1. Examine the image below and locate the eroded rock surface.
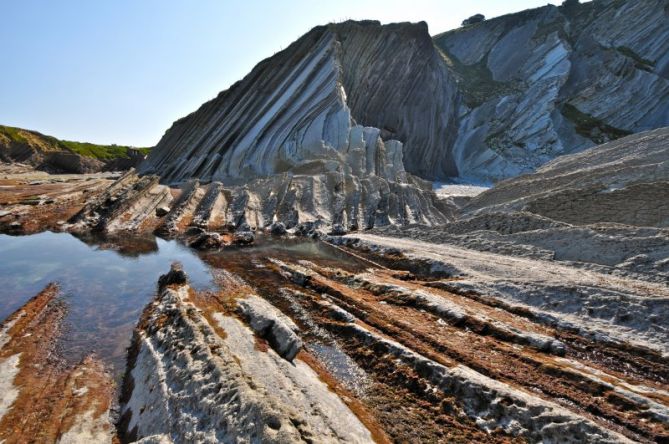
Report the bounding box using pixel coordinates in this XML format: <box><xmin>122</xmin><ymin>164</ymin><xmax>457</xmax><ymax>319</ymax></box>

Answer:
<box><xmin>139</xmin><ymin>2</ymin><xmax>669</xmax><ymax>185</ymax></box>
<box><xmin>435</xmin><ymin>0</ymin><xmax>669</xmax><ymax>182</ymax></box>
<box><xmin>464</xmin><ymin>128</ymin><xmax>669</xmax><ymax>228</ymax></box>
<box><xmin>119</xmin><ymin>267</ymin><xmax>376</xmax><ymax>443</ymax></box>
<box><xmin>0</xmin><ymin>162</ymin><xmax>452</xmax><ymax>238</ymax></box>
<box><xmin>0</xmin><ymin>284</ymin><xmax>116</xmax><ymax>443</ymax></box>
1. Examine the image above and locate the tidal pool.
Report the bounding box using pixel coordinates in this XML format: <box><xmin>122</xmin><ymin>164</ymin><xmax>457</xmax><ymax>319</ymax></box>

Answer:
<box><xmin>0</xmin><ymin>231</ymin><xmax>215</xmax><ymax>371</ymax></box>
<box><xmin>0</xmin><ymin>231</ymin><xmax>367</xmax><ymax>373</ymax></box>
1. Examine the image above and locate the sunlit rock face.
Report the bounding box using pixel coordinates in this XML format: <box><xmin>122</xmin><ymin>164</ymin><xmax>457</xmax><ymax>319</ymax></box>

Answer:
<box><xmin>140</xmin><ymin>21</ymin><xmax>460</xmax><ymax>184</ymax></box>
<box><xmin>463</xmin><ymin>127</ymin><xmax>669</xmax><ymax>228</ymax></box>
<box><xmin>141</xmin><ymin>0</ymin><xmax>669</xmax><ymax>188</ymax></box>
<box><xmin>138</xmin><ymin>20</ymin><xmax>459</xmax><ymax>228</ymax></box>
<box><xmin>435</xmin><ymin>0</ymin><xmax>669</xmax><ymax>182</ymax></box>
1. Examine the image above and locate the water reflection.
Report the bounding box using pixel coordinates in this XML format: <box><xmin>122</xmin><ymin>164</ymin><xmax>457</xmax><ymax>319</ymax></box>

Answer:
<box><xmin>0</xmin><ymin>231</ymin><xmax>368</xmax><ymax>373</ymax></box>
<box><xmin>0</xmin><ymin>231</ymin><xmax>215</xmax><ymax>370</ymax></box>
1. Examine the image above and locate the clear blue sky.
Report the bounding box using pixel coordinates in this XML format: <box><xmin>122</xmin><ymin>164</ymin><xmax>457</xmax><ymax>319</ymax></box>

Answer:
<box><xmin>1</xmin><ymin>0</ymin><xmax>560</xmax><ymax>147</ymax></box>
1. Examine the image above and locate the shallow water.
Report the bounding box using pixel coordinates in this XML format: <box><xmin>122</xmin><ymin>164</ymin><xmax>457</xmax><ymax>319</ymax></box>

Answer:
<box><xmin>0</xmin><ymin>231</ymin><xmax>215</xmax><ymax>370</ymax></box>
<box><xmin>0</xmin><ymin>231</ymin><xmax>367</xmax><ymax>372</ymax></box>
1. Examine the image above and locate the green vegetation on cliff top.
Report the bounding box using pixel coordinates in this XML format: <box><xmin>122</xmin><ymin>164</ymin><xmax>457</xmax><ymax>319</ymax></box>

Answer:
<box><xmin>0</xmin><ymin>125</ymin><xmax>151</xmax><ymax>160</ymax></box>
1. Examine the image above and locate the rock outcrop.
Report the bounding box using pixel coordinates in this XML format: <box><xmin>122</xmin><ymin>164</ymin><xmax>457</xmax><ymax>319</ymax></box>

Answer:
<box><xmin>463</xmin><ymin>127</ymin><xmax>669</xmax><ymax>227</ymax></box>
<box><xmin>142</xmin><ymin>1</ymin><xmax>669</xmax><ymax>185</ymax></box>
<box><xmin>435</xmin><ymin>0</ymin><xmax>669</xmax><ymax>182</ymax></box>
<box><xmin>0</xmin><ymin>284</ymin><xmax>116</xmax><ymax>443</ymax></box>
<box><xmin>120</xmin><ymin>266</ymin><xmax>376</xmax><ymax>443</ymax></box>
<box><xmin>137</xmin><ymin>21</ymin><xmax>456</xmax><ymax>229</ymax></box>
<box><xmin>0</xmin><ymin>125</ymin><xmax>149</xmax><ymax>174</ymax></box>
<box><xmin>139</xmin><ymin>21</ymin><xmax>459</xmax><ymax>184</ymax></box>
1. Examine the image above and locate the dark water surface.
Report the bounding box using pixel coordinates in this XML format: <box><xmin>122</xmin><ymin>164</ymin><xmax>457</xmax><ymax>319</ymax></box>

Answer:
<box><xmin>0</xmin><ymin>231</ymin><xmax>366</xmax><ymax>373</ymax></box>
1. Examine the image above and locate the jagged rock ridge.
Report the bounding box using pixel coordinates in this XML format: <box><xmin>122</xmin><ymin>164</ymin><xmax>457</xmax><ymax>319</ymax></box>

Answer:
<box><xmin>435</xmin><ymin>0</ymin><xmax>669</xmax><ymax>182</ymax></box>
<box><xmin>137</xmin><ymin>22</ymin><xmax>455</xmax><ymax>229</ymax></box>
<box><xmin>140</xmin><ymin>21</ymin><xmax>460</xmax><ymax>183</ymax></box>
<box><xmin>143</xmin><ymin>0</ymin><xmax>669</xmax><ymax>186</ymax></box>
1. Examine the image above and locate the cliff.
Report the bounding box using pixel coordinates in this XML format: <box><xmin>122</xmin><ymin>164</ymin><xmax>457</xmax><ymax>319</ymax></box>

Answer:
<box><xmin>142</xmin><ymin>1</ymin><xmax>669</xmax><ymax>185</ymax></box>
<box><xmin>0</xmin><ymin>125</ymin><xmax>150</xmax><ymax>174</ymax></box>
<box><xmin>139</xmin><ymin>21</ymin><xmax>460</xmax><ymax>183</ymax></box>
<box><xmin>435</xmin><ymin>0</ymin><xmax>669</xmax><ymax>182</ymax></box>
<box><xmin>138</xmin><ymin>21</ymin><xmax>455</xmax><ymax>228</ymax></box>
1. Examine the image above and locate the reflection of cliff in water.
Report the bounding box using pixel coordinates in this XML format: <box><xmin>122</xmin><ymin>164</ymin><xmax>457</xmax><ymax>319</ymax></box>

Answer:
<box><xmin>0</xmin><ymin>231</ymin><xmax>214</xmax><ymax>369</ymax></box>
<box><xmin>72</xmin><ymin>231</ymin><xmax>159</xmax><ymax>257</ymax></box>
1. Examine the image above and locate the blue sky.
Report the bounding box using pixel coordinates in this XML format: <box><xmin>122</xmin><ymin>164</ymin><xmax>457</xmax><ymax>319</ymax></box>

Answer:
<box><xmin>1</xmin><ymin>0</ymin><xmax>560</xmax><ymax>146</ymax></box>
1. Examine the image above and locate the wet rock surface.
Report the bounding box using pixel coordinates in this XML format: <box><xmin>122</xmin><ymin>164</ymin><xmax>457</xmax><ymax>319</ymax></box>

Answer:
<box><xmin>0</xmin><ymin>284</ymin><xmax>115</xmax><ymax>443</ymax></box>
<box><xmin>120</xmin><ymin>269</ymin><xmax>376</xmax><ymax>443</ymax></box>
<box><xmin>0</xmin><ymin>226</ymin><xmax>666</xmax><ymax>442</ymax></box>
<box><xmin>0</xmin><ymin>3</ymin><xmax>667</xmax><ymax>441</ymax></box>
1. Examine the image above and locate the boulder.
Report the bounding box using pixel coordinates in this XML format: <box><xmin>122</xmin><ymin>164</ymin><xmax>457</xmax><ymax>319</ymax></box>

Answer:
<box><xmin>269</xmin><ymin>222</ymin><xmax>287</xmax><ymax>236</ymax></box>
<box><xmin>232</xmin><ymin>231</ymin><xmax>255</xmax><ymax>245</ymax></box>
<box><xmin>158</xmin><ymin>263</ymin><xmax>188</xmax><ymax>290</ymax></box>
<box><xmin>155</xmin><ymin>206</ymin><xmax>170</xmax><ymax>217</ymax></box>
<box><xmin>189</xmin><ymin>232</ymin><xmax>224</xmax><ymax>250</ymax></box>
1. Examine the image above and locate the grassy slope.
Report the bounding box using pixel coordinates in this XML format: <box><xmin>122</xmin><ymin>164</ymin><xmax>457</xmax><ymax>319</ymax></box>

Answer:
<box><xmin>0</xmin><ymin>125</ymin><xmax>151</xmax><ymax>160</ymax></box>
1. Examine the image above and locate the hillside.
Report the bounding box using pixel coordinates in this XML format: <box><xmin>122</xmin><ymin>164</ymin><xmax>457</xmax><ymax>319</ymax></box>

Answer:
<box><xmin>141</xmin><ymin>0</ymin><xmax>669</xmax><ymax>186</ymax></box>
<box><xmin>434</xmin><ymin>0</ymin><xmax>669</xmax><ymax>182</ymax></box>
<box><xmin>0</xmin><ymin>125</ymin><xmax>151</xmax><ymax>173</ymax></box>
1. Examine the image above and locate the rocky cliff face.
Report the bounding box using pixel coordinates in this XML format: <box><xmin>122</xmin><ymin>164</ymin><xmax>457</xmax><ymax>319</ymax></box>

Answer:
<box><xmin>142</xmin><ymin>0</ymin><xmax>669</xmax><ymax>187</ymax></box>
<box><xmin>0</xmin><ymin>125</ymin><xmax>149</xmax><ymax>174</ymax></box>
<box><xmin>435</xmin><ymin>0</ymin><xmax>669</xmax><ymax>182</ymax></box>
<box><xmin>140</xmin><ymin>21</ymin><xmax>460</xmax><ymax>184</ymax></box>
<box><xmin>139</xmin><ymin>21</ymin><xmax>456</xmax><ymax>228</ymax></box>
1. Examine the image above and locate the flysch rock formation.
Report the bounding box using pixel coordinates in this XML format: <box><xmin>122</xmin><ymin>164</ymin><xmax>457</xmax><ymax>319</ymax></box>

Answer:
<box><xmin>370</xmin><ymin>128</ymin><xmax>669</xmax><ymax>282</ymax></box>
<box><xmin>138</xmin><ymin>21</ymin><xmax>460</xmax><ymax>184</ymax></box>
<box><xmin>141</xmin><ymin>0</ymin><xmax>669</xmax><ymax>185</ymax></box>
<box><xmin>0</xmin><ymin>2</ymin><xmax>668</xmax><ymax>441</ymax></box>
<box><xmin>463</xmin><ymin>127</ymin><xmax>669</xmax><ymax>227</ymax></box>
<box><xmin>134</xmin><ymin>20</ymin><xmax>456</xmax><ymax>231</ymax></box>
<box><xmin>0</xmin><ymin>284</ymin><xmax>116</xmax><ymax>443</ymax></box>
<box><xmin>119</xmin><ymin>264</ymin><xmax>377</xmax><ymax>443</ymax></box>
<box><xmin>435</xmin><ymin>0</ymin><xmax>669</xmax><ymax>182</ymax></box>
<box><xmin>315</xmin><ymin>236</ymin><xmax>669</xmax><ymax>441</ymax></box>
<box><xmin>115</xmin><ymin>260</ymin><xmax>669</xmax><ymax>442</ymax></box>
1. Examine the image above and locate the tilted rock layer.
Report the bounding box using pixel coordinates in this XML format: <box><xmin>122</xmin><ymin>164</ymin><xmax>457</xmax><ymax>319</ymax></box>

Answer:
<box><xmin>435</xmin><ymin>0</ymin><xmax>669</xmax><ymax>182</ymax></box>
<box><xmin>139</xmin><ymin>21</ymin><xmax>459</xmax><ymax>184</ymax></box>
<box><xmin>464</xmin><ymin>127</ymin><xmax>669</xmax><ymax>228</ymax></box>
<box><xmin>138</xmin><ymin>21</ymin><xmax>455</xmax><ymax>228</ymax></box>
<box><xmin>142</xmin><ymin>0</ymin><xmax>668</xmax><ymax>185</ymax></box>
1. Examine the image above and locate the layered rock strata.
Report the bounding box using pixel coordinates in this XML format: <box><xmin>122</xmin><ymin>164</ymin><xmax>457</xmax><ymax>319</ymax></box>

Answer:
<box><xmin>141</xmin><ymin>1</ymin><xmax>669</xmax><ymax>185</ymax></box>
<box><xmin>0</xmin><ymin>284</ymin><xmax>116</xmax><ymax>443</ymax></box>
<box><xmin>463</xmin><ymin>127</ymin><xmax>669</xmax><ymax>227</ymax></box>
<box><xmin>119</xmin><ymin>265</ymin><xmax>376</xmax><ymax>443</ymax></box>
<box><xmin>0</xmin><ymin>164</ymin><xmax>451</xmax><ymax>238</ymax></box>
<box><xmin>114</xmin><ymin>259</ymin><xmax>669</xmax><ymax>442</ymax></box>
<box><xmin>139</xmin><ymin>21</ymin><xmax>459</xmax><ymax>183</ymax></box>
<box><xmin>435</xmin><ymin>0</ymin><xmax>669</xmax><ymax>182</ymax></box>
